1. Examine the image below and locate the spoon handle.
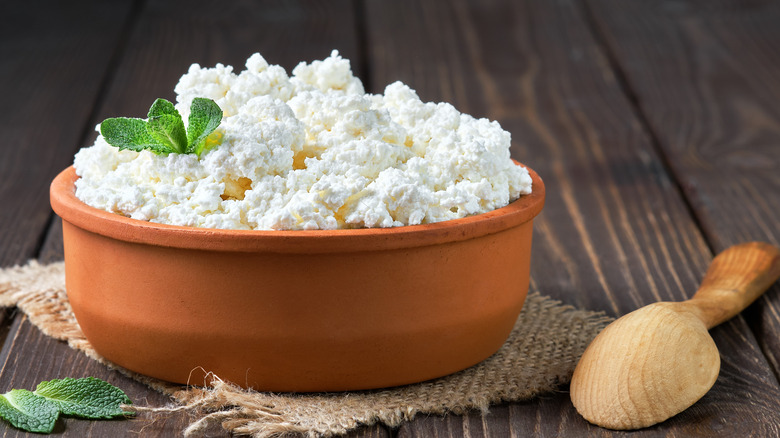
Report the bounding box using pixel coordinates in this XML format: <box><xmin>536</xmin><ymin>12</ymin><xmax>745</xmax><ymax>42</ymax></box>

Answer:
<box><xmin>688</xmin><ymin>242</ymin><xmax>780</xmax><ymax>329</ymax></box>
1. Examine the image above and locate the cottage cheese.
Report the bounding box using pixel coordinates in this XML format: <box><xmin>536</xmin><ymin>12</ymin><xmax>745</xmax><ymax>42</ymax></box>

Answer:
<box><xmin>73</xmin><ymin>51</ymin><xmax>532</xmax><ymax>230</ymax></box>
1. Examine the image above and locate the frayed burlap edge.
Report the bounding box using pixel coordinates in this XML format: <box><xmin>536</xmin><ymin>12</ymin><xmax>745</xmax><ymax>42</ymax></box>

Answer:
<box><xmin>0</xmin><ymin>260</ymin><xmax>611</xmax><ymax>437</ymax></box>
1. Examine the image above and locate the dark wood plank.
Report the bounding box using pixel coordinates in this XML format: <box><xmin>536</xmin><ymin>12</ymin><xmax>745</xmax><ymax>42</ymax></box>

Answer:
<box><xmin>0</xmin><ymin>0</ymin><xmax>390</xmax><ymax>436</ymax></box>
<box><xmin>585</xmin><ymin>0</ymin><xmax>780</xmax><ymax>380</ymax></box>
<box><xmin>400</xmin><ymin>387</ymin><xmax>775</xmax><ymax>438</ymax></box>
<box><xmin>0</xmin><ymin>0</ymin><xmax>136</xmax><ymax>265</ymax></box>
<box><xmin>94</xmin><ymin>0</ymin><xmax>363</xmax><ymax>120</ymax></box>
<box><xmin>365</xmin><ymin>0</ymin><xmax>780</xmax><ymax>435</ymax></box>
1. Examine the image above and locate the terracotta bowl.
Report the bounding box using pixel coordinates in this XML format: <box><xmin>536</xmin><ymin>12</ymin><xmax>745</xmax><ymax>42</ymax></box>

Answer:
<box><xmin>50</xmin><ymin>164</ymin><xmax>545</xmax><ymax>392</ymax></box>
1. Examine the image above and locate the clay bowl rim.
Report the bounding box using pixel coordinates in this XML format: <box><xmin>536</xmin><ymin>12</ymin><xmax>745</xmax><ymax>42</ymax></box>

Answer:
<box><xmin>50</xmin><ymin>163</ymin><xmax>545</xmax><ymax>254</ymax></box>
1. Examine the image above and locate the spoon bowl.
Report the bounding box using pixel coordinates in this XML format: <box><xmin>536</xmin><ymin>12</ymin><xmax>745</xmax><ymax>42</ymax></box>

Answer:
<box><xmin>571</xmin><ymin>302</ymin><xmax>719</xmax><ymax>429</ymax></box>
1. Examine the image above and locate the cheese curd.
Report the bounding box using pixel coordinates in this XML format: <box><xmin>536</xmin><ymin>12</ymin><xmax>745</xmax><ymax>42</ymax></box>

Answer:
<box><xmin>73</xmin><ymin>51</ymin><xmax>532</xmax><ymax>230</ymax></box>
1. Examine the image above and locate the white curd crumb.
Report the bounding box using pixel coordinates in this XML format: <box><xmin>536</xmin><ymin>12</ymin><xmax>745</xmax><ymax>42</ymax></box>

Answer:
<box><xmin>73</xmin><ymin>50</ymin><xmax>532</xmax><ymax>230</ymax></box>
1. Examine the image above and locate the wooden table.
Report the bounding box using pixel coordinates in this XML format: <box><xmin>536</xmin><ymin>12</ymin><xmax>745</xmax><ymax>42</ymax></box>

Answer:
<box><xmin>2</xmin><ymin>0</ymin><xmax>779</xmax><ymax>436</ymax></box>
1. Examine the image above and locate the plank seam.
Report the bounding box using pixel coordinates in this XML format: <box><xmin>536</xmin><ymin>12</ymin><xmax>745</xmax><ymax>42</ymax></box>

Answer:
<box><xmin>353</xmin><ymin>0</ymin><xmax>374</xmax><ymax>93</ymax></box>
<box><xmin>70</xmin><ymin>0</ymin><xmax>147</xmax><ymax>160</ymax></box>
<box><xmin>31</xmin><ymin>213</ymin><xmax>55</xmax><ymax>261</ymax></box>
<box><xmin>578</xmin><ymin>0</ymin><xmax>715</xmax><ymax>258</ymax></box>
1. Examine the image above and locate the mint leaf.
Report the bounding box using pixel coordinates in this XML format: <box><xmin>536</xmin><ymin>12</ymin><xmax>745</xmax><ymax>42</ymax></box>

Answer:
<box><xmin>147</xmin><ymin>98</ymin><xmax>180</xmax><ymax>119</ymax></box>
<box><xmin>100</xmin><ymin>97</ymin><xmax>223</xmax><ymax>156</ymax></box>
<box><xmin>0</xmin><ymin>389</ymin><xmax>59</xmax><ymax>433</ymax></box>
<box><xmin>100</xmin><ymin>118</ymin><xmax>172</xmax><ymax>154</ymax></box>
<box><xmin>34</xmin><ymin>377</ymin><xmax>132</xmax><ymax>419</ymax></box>
<box><xmin>147</xmin><ymin>113</ymin><xmax>188</xmax><ymax>153</ymax></box>
<box><xmin>186</xmin><ymin>97</ymin><xmax>223</xmax><ymax>155</ymax></box>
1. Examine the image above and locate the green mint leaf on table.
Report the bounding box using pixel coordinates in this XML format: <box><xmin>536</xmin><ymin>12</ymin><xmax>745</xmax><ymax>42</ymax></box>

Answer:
<box><xmin>0</xmin><ymin>389</ymin><xmax>59</xmax><ymax>433</ymax></box>
<box><xmin>34</xmin><ymin>377</ymin><xmax>131</xmax><ymax>419</ymax></box>
<box><xmin>0</xmin><ymin>377</ymin><xmax>132</xmax><ymax>433</ymax></box>
<box><xmin>99</xmin><ymin>97</ymin><xmax>223</xmax><ymax>157</ymax></box>
<box><xmin>187</xmin><ymin>97</ymin><xmax>223</xmax><ymax>155</ymax></box>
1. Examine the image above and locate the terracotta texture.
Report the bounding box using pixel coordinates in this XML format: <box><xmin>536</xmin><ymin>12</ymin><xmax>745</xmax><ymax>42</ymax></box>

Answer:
<box><xmin>50</xmin><ymin>164</ymin><xmax>545</xmax><ymax>392</ymax></box>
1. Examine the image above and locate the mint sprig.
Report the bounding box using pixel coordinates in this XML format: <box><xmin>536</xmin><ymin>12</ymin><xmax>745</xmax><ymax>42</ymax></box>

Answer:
<box><xmin>0</xmin><ymin>377</ymin><xmax>132</xmax><ymax>433</ymax></box>
<box><xmin>100</xmin><ymin>97</ymin><xmax>223</xmax><ymax>156</ymax></box>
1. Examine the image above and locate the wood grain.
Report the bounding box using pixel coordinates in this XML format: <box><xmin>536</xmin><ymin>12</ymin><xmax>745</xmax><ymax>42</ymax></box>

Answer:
<box><xmin>365</xmin><ymin>0</ymin><xmax>780</xmax><ymax>435</ymax></box>
<box><xmin>0</xmin><ymin>0</ymin><xmax>136</xmax><ymax>266</ymax></box>
<box><xmin>586</xmin><ymin>0</ymin><xmax>780</xmax><ymax>382</ymax></box>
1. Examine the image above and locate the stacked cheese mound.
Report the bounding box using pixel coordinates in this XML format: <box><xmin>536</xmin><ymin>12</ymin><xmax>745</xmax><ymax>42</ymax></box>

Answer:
<box><xmin>74</xmin><ymin>51</ymin><xmax>532</xmax><ymax>230</ymax></box>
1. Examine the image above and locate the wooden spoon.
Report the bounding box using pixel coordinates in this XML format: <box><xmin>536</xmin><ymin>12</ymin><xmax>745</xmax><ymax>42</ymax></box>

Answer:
<box><xmin>570</xmin><ymin>241</ymin><xmax>780</xmax><ymax>430</ymax></box>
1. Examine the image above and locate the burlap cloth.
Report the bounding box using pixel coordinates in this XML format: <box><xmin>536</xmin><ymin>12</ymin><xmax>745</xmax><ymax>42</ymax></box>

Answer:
<box><xmin>0</xmin><ymin>260</ymin><xmax>611</xmax><ymax>437</ymax></box>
